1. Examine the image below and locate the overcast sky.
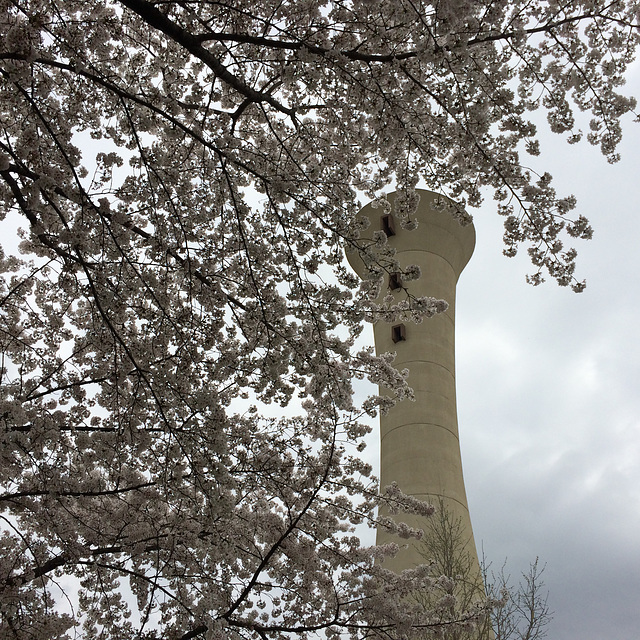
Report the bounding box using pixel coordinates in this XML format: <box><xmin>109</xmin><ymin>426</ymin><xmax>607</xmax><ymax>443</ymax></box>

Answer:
<box><xmin>453</xmin><ymin>65</ymin><xmax>640</xmax><ymax>640</ymax></box>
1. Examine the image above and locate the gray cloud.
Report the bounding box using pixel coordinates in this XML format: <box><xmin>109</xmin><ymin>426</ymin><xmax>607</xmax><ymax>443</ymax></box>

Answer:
<box><xmin>455</xmin><ymin>80</ymin><xmax>640</xmax><ymax>639</ymax></box>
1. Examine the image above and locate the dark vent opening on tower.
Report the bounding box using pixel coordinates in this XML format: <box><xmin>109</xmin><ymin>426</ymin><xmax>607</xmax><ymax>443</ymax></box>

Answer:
<box><xmin>391</xmin><ymin>324</ymin><xmax>406</xmax><ymax>343</ymax></box>
<box><xmin>389</xmin><ymin>273</ymin><xmax>402</xmax><ymax>290</ymax></box>
<box><xmin>381</xmin><ymin>214</ymin><xmax>396</xmax><ymax>237</ymax></box>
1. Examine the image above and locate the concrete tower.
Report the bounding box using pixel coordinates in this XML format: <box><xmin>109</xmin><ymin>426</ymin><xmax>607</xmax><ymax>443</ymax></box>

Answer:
<box><xmin>347</xmin><ymin>189</ymin><xmax>479</xmax><ymax>574</ymax></box>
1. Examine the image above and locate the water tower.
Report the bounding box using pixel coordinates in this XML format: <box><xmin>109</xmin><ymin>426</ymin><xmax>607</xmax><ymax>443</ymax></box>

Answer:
<box><xmin>348</xmin><ymin>189</ymin><xmax>480</xmax><ymax>574</ymax></box>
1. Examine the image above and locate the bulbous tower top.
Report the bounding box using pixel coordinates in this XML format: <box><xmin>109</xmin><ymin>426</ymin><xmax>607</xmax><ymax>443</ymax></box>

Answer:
<box><xmin>348</xmin><ymin>189</ymin><xmax>475</xmax><ymax>285</ymax></box>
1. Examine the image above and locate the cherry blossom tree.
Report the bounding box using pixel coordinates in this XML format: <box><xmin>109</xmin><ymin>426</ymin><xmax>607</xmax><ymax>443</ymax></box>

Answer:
<box><xmin>0</xmin><ymin>1</ymin><xmax>638</xmax><ymax>638</ymax></box>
